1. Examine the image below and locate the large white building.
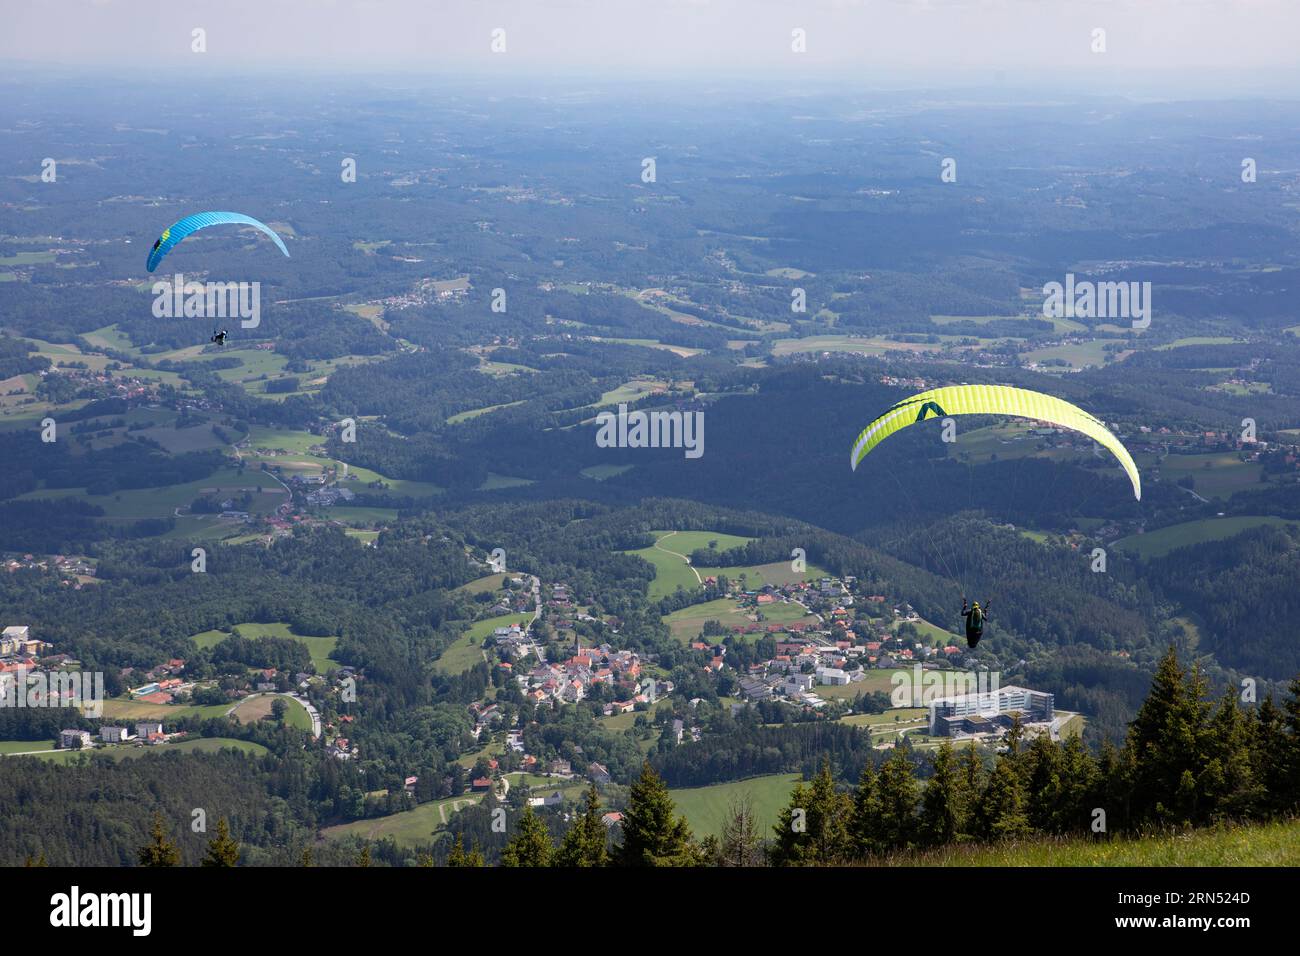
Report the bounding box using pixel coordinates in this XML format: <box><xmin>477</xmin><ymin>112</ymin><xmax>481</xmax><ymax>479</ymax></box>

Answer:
<box><xmin>927</xmin><ymin>684</ymin><xmax>1054</xmax><ymax>736</ymax></box>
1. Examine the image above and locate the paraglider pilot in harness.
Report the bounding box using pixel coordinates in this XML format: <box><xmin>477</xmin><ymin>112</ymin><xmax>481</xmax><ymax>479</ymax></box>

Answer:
<box><xmin>961</xmin><ymin>598</ymin><xmax>989</xmax><ymax>649</ymax></box>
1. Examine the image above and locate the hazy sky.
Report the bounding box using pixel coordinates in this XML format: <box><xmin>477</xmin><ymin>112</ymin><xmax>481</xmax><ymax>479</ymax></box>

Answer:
<box><xmin>3</xmin><ymin>0</ymin><xmax>1299</xmax><ymax>91</ymax></box>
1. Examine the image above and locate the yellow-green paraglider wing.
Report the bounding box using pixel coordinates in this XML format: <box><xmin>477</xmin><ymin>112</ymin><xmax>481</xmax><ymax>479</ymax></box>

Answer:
<box><xmin>849</xmin><ymin>384</ymin><xmax>1141</xmax><ymax>500</ymax></box>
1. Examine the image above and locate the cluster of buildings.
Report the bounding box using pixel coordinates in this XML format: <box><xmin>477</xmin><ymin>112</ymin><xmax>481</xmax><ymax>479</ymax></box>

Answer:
<box><xmin>58</xmin><ymin>721</ymin><xmax>177</xmax><ymax>750</ymax></box>
<box><xmin>706</xmin><ymin>575</ymin><xmax>970</xmax><ymax>711</ymax></box>
<box><xmin>730</xmin><ymin>637</ymin><xmax>875</xmax><ymax>708</ymax></box>
<box><xmin>2</xmin><ymin>555</ymin><xmax>95</xmax><ymax>588</ymax></box>
<box><xmin>322</xmin><ymin>709</ymin><xmax>357</xmax><ymax>760</ymax></box>
<box><xmin>126</xmin><ymin>659</ymin><xmax>191</xmax><ymax>705</ymax></box>
<box><xmin>488</xmin><ymin>581</ymin><xmax>537</xmax><ymax>618</ymax></box>
<box><xmin>0</xmin><ymin>625</ymin><xmax>46</xmax><ymax>662</ymax></box>
<box><xmin>512</xmin><ymin>640</ymin><xmax>653</xmax><ymax>711</ymax></box>
<box><xmin>0</xmin><ymin>626</ymin><xmax>76</xmax><ymax>705</ymax></box>
<box><xmin>34</xmin><ymin>364</ymin><xmax>162</xmax><ymax>407</ymax></box>
<box><xmin>375</xmin><ymin>275</ymin><xmax>471</xmax><ymax>311</ymax></box>
<box><xmin>304</xmin><ymin>485</ymin><xmax>355</xmax><ymax>508</ymax></box>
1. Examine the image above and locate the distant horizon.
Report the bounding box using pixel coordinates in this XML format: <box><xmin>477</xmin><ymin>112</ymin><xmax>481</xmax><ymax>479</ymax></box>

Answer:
<box><xmin>3</xmin><ymin>0</ymin><xmax>1300</xmax><ymax>101</ymax></box>
<box><xmin>4</xmin><ymin>60</ymin><xmax>1300</xmax><ymax>104</ymax></box>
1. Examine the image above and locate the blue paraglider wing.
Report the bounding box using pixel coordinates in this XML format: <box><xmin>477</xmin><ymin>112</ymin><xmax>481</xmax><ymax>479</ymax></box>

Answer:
<box><xmin>146</xmin><ymin>211</ymin><xmax>290</xmax><ymax>272</ymax></box>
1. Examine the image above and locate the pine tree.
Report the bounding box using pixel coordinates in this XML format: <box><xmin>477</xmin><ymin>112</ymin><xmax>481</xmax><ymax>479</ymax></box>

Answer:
<box><xmin>768</xmin><ymin>760</ymin><xmax>851</xmax><ymax>866</ymax></box>
<box><xmin>848</xmin><ymin>761</ymin><xmax>881</xmax><ymax>859</ymax></box>
<box><xmin>697</xmin><ymin>833</ymin><xmax>721</xmax><ymax>865</ymax></box>
<box><xmin>956</xmin><ymin>743</ymin><xmax>985</xmax><ymax>839</ymax></box>
<box><xmin>446</xmin><ymin>833</ymin><xmax>483</xmax><ymax>867</ymax></box>
<box><xmin>919</xmin><ymin>741</ymin><xmax>961</xmax><ymax>847</ymax></box>
<box><xmin>805</xmin><ymin>759</ymin><xmax>852</xmax><ymax>864</ymax></box>
<box><xmin>1251</xmin><ymin>694</ymin><xmax>1290</xmax><ymax>815</ymax></box>
<box><xmin>501</xmin><ymin>804</ymin><xmax>554</xmax><ymax>867</ymax></box>
<box><xmin>1023</xmin><ymin>733</ymin><xmax>1065</xmax><ymax>833</ymax></box>
<box><xmin>555</xmin><ymin>783</ymin><xmax>608</xmax><ymax>867</ymax></box>
<box><xmin>1058</xmin><ymin>733</ymin><xmax>1101</xmax><ymax>834</ymax></box>
<box><xmin>1095</xmin><ymin>737</ymin><xmax>1130</xmax><ymax>833</ymax></box>
<box><xmin>1280</xmin><ymin>677</ymin><xmax>1300</xmax><ymax>810</ymax></box>
<box><xmin>616</xmin><ymin>762</ymin><xmax>695</xmax><ymax>866</ymax></box>
<box><xmin>875</xmin><ymin>747</ymin><xmax>919</xmax><ymax>851</ymax></box>
<box><xmin>977</xmin><ymin>755</ymin><xmax>1030</xmax><ymax>840</ymax></box>
<box><xmin>200</xmin><ymin>818</ymin><xmax>240</xmax><ymax>867</ymax></box>
<box><xmin>1200</xmin><ymin>689</ymin><xmax>1262</xmax><ymax>821</ymax></box>
<box><xmin>1003</xmin><ymin>713</ymin><xmax>1025</xmax><ymax>757</ymax></box>
<box><xmin>717</xmin><ymin>795</ymin><xmax>764</xmax><ymax>866</ymax></box>
<box><xmin>446</xmin><ymin>833</ymin><xmax>469</xmax><ymax>867</ymax></box>
<box><xmin>137</xmin><ymin>812</ymin><xmax>181</xmax><ymax>867</ymax></box>
<box><xmin>1125</xmin><ymin>646</ymin><xmax>1212</xmax><ymax>825</ymax></box>
<box><xmin>770</xmin><ymin>780</ymin><xmax>814</xmax><ymax>867</ymax></box>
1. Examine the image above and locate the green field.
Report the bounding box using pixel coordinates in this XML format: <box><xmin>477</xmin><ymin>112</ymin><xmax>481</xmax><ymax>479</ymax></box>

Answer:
<box><xmin>479</xmin><ymin>360</ymin><xmax>540</xmax><ymax>375</ymax></box>
<box><xmin>693</xmin><ymin>560</ymin><xmax>826</xmax><ymax>593</ymax></box>
<box><xmin>434</xmin><ymin>613</ymin><xmax>532</xmax><ymax>675</ymax></box>
<box><xmin>231</xmin><ymin>693</ymin><xmax>314</xmax><ymax>732</ymax></box>
<box><xmin>623</xmin><ymin>530</ymin><xmax>758</xmax><ymax>600</ymax></box>
<box><xmin>16</xmin><ymin>466</ymin><xmax>287</xmax><ymax>520</ymax></box>
<box><xmin>239</xmin><ymin>428</ymin><xmax>443</xmax><ymax>499</ymax></box>
<box><xmin>891</xmin><ymin>616</ymin><xmax>961</xmax><ymax>645</ymax></box>
<box><xmin>595</xmin><ymin>378</ymin><xmax>668</xmax><ymax>406</ymax></box>
<box><xmin>340</xmin><ymin>462</ymin><xmax>443</xmax><ymax>499</ymax></box>
<box><xmin>283</xmin><ymin>696</ymin><xmax>313</xmax><ymax>732</ymax></box>
<box><xmin>1155</xmin><ymin>336</ymin><xmax>1241</xmax><ymax>352</ymax></box>
<box><xmin>157</xmin><ymin>516</ymin><xmax>251</xmax><ymax>543</ymax></box>
<box><xmin>82</xmin><ymin>324</ymin><xmax>137</xmax><ymax>352</ymax></box>
<box><xmin>839</xmin><ymin>707</ymin><xmax>928</xmax><ymax>730</ymax></box>
<box><xmin>945</xmin><ymin>421</ymin><xmax>1085</xmax><ymax>466</ymax></box>
<box><xmin>599</xmin><ymin>699</ymin><xmax>667</xmax><ymax>731</ymax></box>
<box><xmin>589</xmin><ymin>337</ymin><xmax>704</xmax><ymax>357</ymax></box>
<box><xmin>242</xmin><ymin>426</ymin><xmax>324</xmax><ymax>455</ymax></box>
<box><xmin>668</xmin><ymin>773</ymin><xmax>803</xmax><ymax>839</ymax></box>
<box><xmin>771</xmin><ymin>335</ymin><xmax>900</xmax><ymax>357</ymax></box>
<box><xmin>931</xmin><ymin>312</ymin><xmax>1085</xmax><ymax>334</ymax></box>
<box><xmin>890</xmin><ymin>817</ymin><xmax>1300</xmax><ymax>866</ymax></box>
<box><xmin>662</xmin><ymin>596</ymin><xmax>817</xmax><ymax>642</ymax></box>
<box><xmin>321</xmin><ymin>793</ymin><xmax>483</xmax><ymax>848</ymax></box>
<box><xmin>1021</xmin><ymin>339</ymin><xmax>1117</xmax><ymax>370</ymax></box>
<box><xmin>76</xmin><ymin>406</ymin><xmax>228</xmax><ymax>455</ymax></box>
<box><xmin>192</xmin><ymin>622</ymin><xmax>340</xmax><ymax>673</ymax></box>
<box><xmin>328</xmin><ymin>506</ymin><xmax>400</xmax><ymax>525</ymax></box>
<box><xmin>1150</xmin><ymin>452</ymin><xmax>1264</xmax><ymax>500</ymax></box>
<box><xmin>0</xmin><ymin>251</ymin><xmax>57</xmax><ymax>266</ymax></box>
<box><xmin>0</xmin><ymin>739</ymin><xmax>56</xmax><ymax>755</ymax></box>
<box><xmin>455</xmin><ymin>573</ymin><xmax>507</xmax><ymax>594</ymax></box>
<box><xmin>13</xmin><ymin>737</ymin><xmax>267</xmax><ymax>765</ymax></box>
<box><xmin>505</xmin><ymin>772</ymin><xmax>588</xmax><ymax>800</ymax></box>
<box><xmin>97</xmin><ymin>698</ymin><xmax>234</xmax><ymax>721</ymax></box>
<box><xmin>1114</xmin><ymin>516</ymin><xmax>1294</xmax><ymax>559</ymax></box>
<box><xmin>813</xmin><ymin>671</ymin><xmax>897</xmax><ymax>701</ymax></box>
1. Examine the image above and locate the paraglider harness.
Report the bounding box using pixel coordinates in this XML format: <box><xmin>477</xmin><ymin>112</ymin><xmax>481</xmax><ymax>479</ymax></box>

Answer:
<box><xmin>210</xmin><ymin>328</ymin><xmax>228</xmax><ymax>348</ymax></box>
<box><xmin>961</xmin><ymin>599</ymin><xmax>988</xmax><ymax>649</ymax></box>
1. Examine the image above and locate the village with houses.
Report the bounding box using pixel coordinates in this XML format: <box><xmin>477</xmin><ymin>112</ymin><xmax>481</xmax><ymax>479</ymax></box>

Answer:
<box><xmin>444</xmin><ymin>560</ymin><xmax>1078</xmax><ymax>800</ymax></box>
